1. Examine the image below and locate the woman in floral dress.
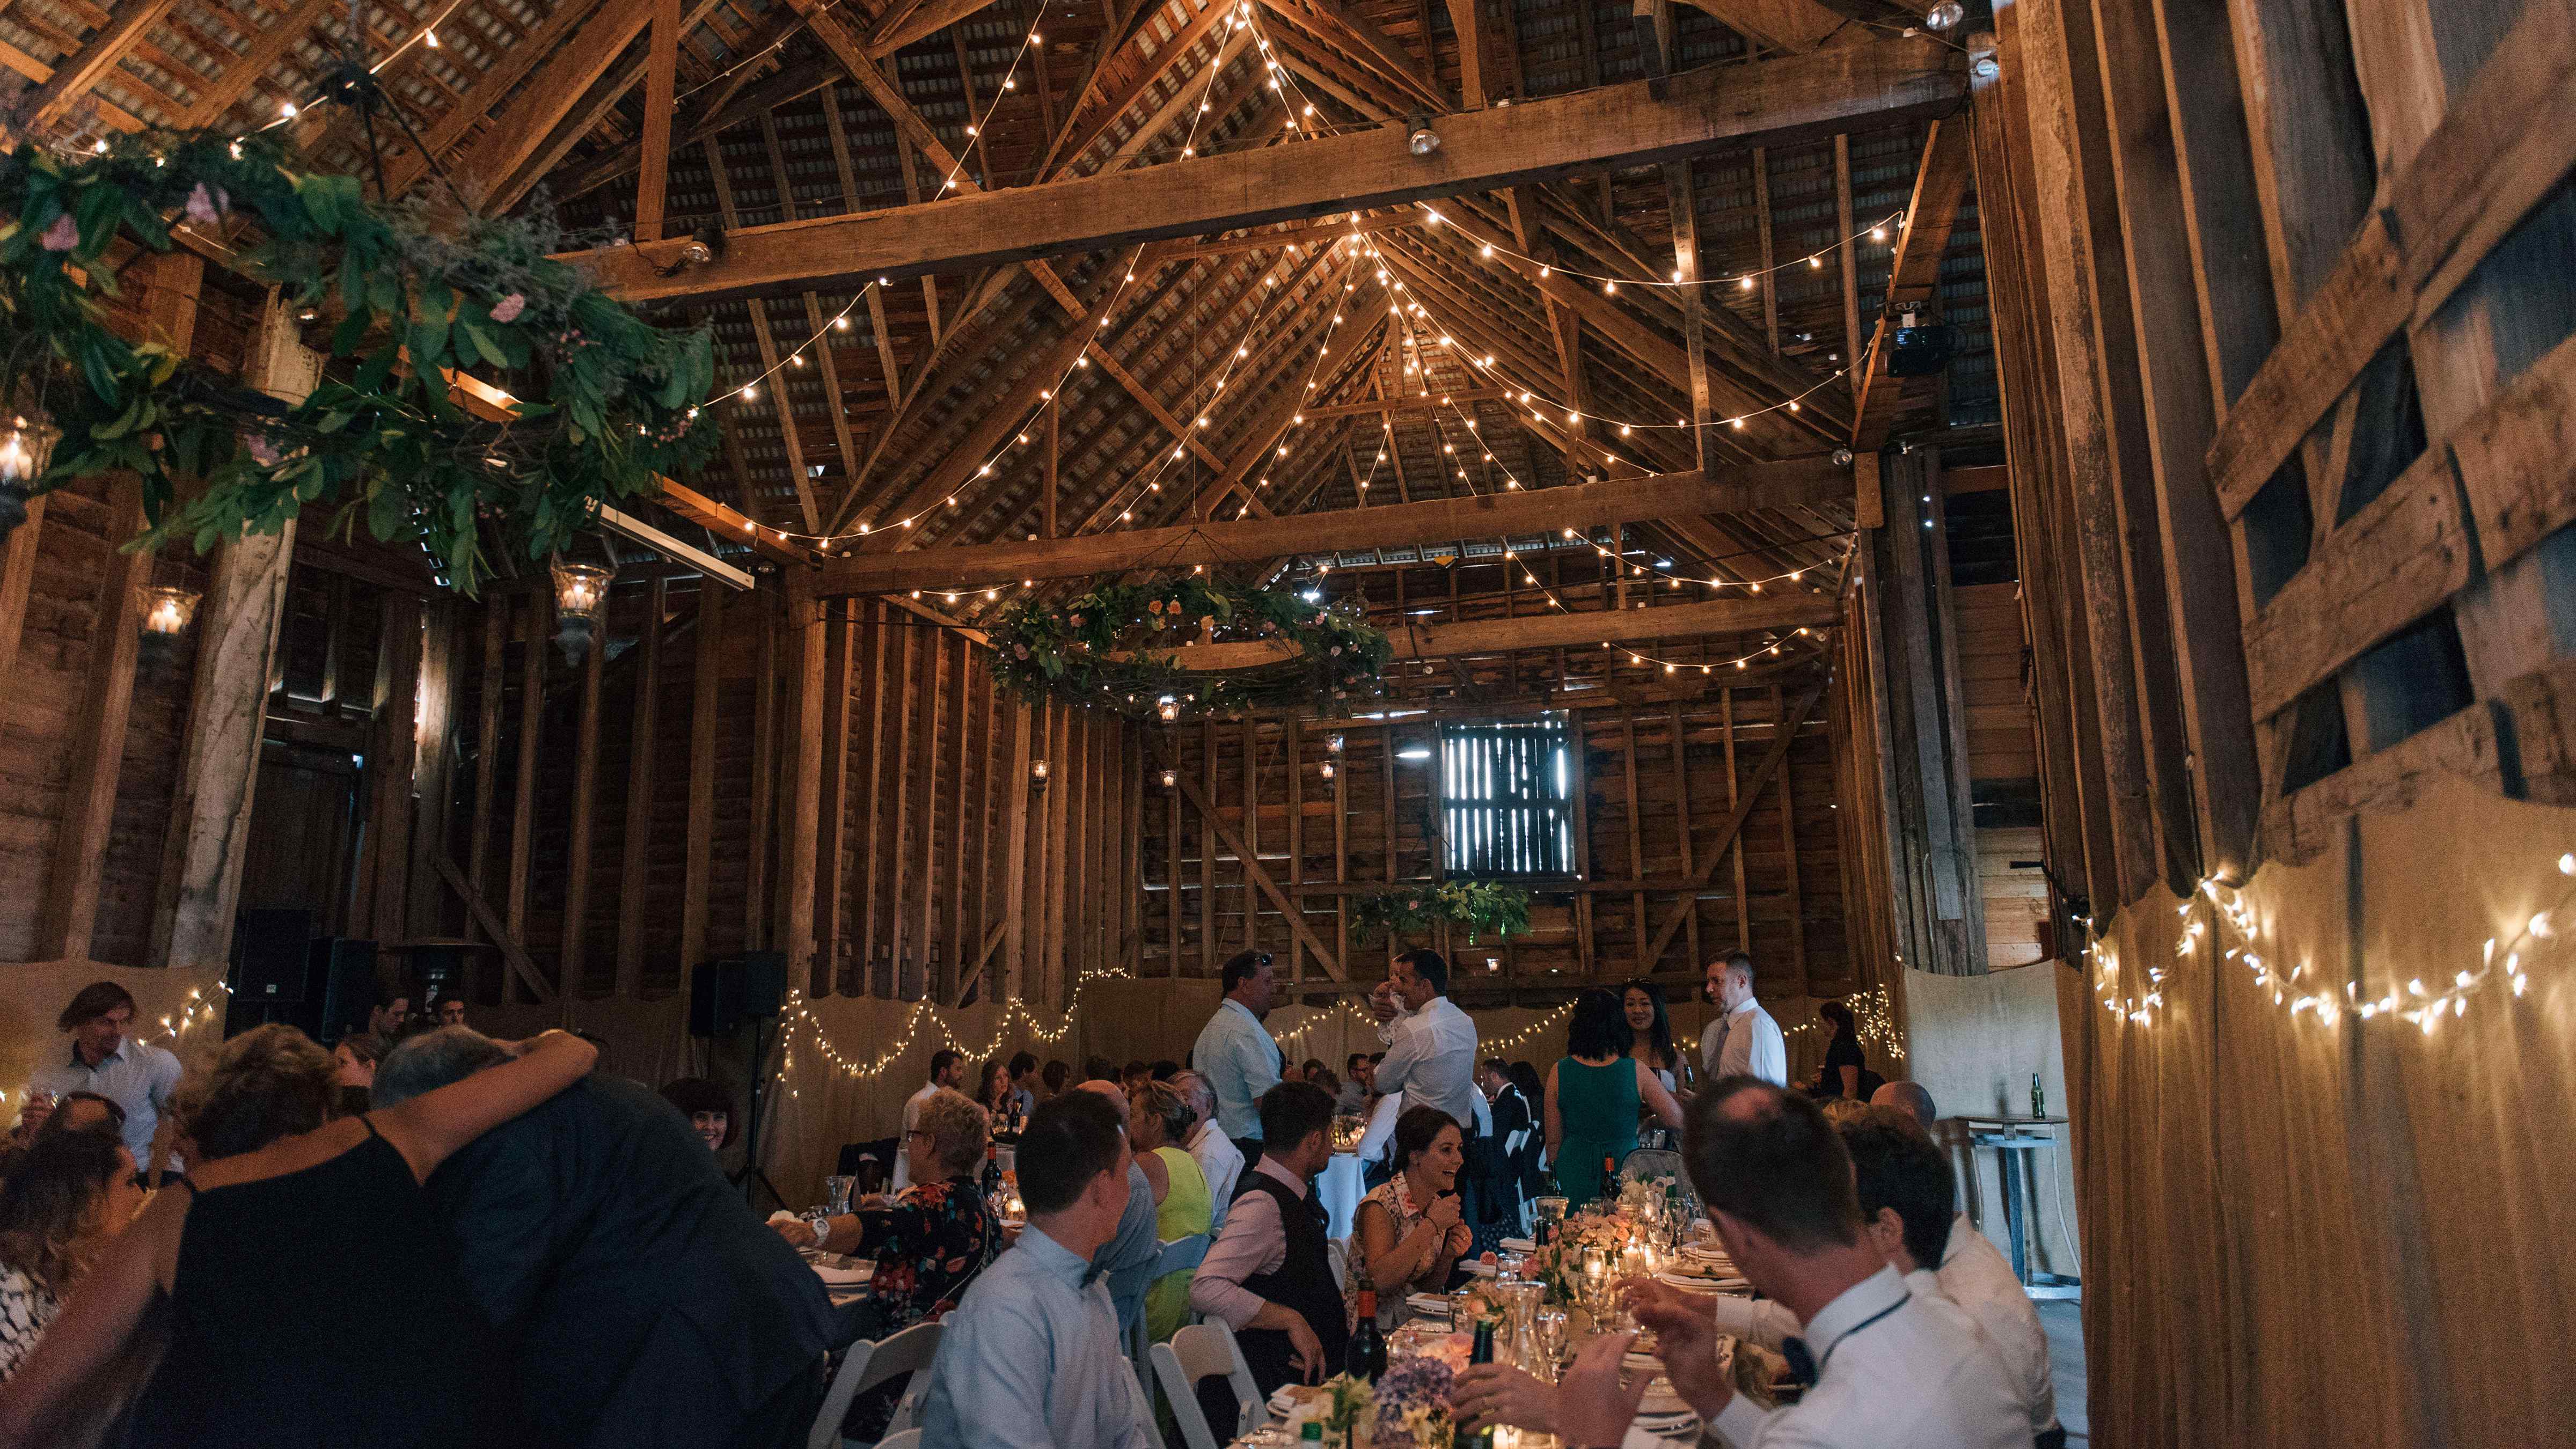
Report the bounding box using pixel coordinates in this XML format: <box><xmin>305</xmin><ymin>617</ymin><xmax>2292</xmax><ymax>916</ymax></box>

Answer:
<box><xmin>1346</xmin><ymin>1106</ymin><xmax>1474</xmax><ymax>1334</ymax></box>
<box><xmin>778</xmin><ymin>1087</ymin><xmax>998</xmax><ymax>1437</ymax></box>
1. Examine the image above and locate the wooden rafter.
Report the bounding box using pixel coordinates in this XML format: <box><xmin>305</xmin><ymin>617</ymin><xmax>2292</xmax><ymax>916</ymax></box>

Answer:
<box><xmin>567</xmin><ymin>38</ymin><xmax>1966</xmax><ymax>302</ymax></box>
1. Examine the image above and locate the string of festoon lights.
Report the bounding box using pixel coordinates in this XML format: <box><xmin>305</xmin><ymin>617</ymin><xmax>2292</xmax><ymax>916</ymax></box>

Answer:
<box><xmin>1779</xmin><ymin>982</ymin><xmax>1907</xmax><ymax>1063</ymax></box>
<box><xmin>1270</xmin><ymin>997</ymin><xmax>1578</xmax><ymax>1057</ymax></box>
<box><xmin>2085</xmin><ymin>850</ymin><xmax>2576</xmax><ymax>1034</ymax></box>
<box><xmin>771</xmin><ymin>964</ymin><xmax>1141</xmax><ymax>1097</ymax></box>
<box><xmin>736</xmin><ymin>0</ymin><xmax>1318</xmax><ymax>552</ymax></box>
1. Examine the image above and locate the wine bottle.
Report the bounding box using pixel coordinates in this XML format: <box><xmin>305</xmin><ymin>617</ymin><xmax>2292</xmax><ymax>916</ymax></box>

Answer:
<box><xmin>1454</xmin><ymin>1318</ymin><xmax>1497</xmax><ymax>1447</ymax></box>
<box><xmin>2030</xmin><ymin>1072</ymin><xmax>2045</xmax><ymax>1119</ymax></box>
<box><xmin>1602</xmin><ymin>1154</ymin><xmax>1617</xmax><ymax>1203</ymax></box>
<box><xmin>980</xmin><ymin>1141</ymin><xmax>1004</xmax><ymax>1202</ymax></box>
<box><xmin>1347</xmin><ymin>1288</ymin><xmax>1388</xmax><ymax>1382</ymax></box>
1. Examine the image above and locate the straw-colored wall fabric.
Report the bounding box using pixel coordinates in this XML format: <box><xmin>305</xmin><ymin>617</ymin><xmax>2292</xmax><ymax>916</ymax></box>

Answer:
<box><xmin>2072</xmin><ymin>773</ymin><xmax>2576</xmax><ymax>1446</ymax></box>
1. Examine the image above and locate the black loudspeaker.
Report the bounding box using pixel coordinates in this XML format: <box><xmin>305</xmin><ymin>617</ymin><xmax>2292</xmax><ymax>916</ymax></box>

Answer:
<box><xmin>689</xmin><ymin>952</ymin><xmax>790</xmax><ymax>1037</ymax></box>
<box><xmin>305</xmin><ymin>939</ymin><xmax>379</xmax><ymax>1043</ymax></box>
<box><xmin>232</xmin><ymin>908</ymin><xmax>315</xmax><ymax>1005</ymax></box>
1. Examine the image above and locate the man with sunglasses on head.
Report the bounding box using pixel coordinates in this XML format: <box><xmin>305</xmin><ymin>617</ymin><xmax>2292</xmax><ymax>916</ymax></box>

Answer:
<box><xmin>1191</xmin><ymin>950</ymin><xmax>1284</xmax><ymax>1165</ymax></box>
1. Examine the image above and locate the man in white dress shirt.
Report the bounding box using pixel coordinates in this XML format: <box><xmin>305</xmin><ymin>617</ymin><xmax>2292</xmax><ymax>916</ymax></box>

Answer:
<box><xmin>1549</xmin><ymin>1079</ymin><xmax>2027</xmax><ymax>1449</ymax></box>
<box><xmin>1698</xmin><ymin>952</ymin><xmax>1788</xmax><ymax>1087</ymax></box>
<box><xmin>1174</xmin><ymin>1071</ymin><xmax>1245</xmax><ymax>1232</ymax></box>
<box><xmin>1367</xmin><ymin>950</ymin><xmax>1486</xmax><ymax>1133</ymax></box>
<box><xmin>1191</xmin><ymin>950</ymin><xmax>1286</xmax><ymax>1162</ymax></box>
<box><xmin>891</xmin><ymin>1048</ymin><xmax>964</xmax><ymax>1191</ymax></box>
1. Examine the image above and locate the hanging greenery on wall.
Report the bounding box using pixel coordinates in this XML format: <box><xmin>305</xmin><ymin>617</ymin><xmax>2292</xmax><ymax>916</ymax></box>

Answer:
<box><xmin>1349</xmin><ymin>881</ymin><xmax>1534</xmax><ymax>944</ymax></box>
<box><xmin>0</xmin><ymin>129</ymin><xmax>716</xmax><ymax>592</ymax></box>
<box><xmin>989</xmin><ymin>573</ymin><xmax>1393</xmax><ymax>718</ymax></box>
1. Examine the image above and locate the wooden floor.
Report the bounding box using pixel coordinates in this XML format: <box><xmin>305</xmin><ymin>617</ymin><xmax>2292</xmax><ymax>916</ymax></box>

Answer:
<box><xmin>2037</xmin><ymin>1298</ymin><xmax>2088</xmax><ymax>1443</ymax></box>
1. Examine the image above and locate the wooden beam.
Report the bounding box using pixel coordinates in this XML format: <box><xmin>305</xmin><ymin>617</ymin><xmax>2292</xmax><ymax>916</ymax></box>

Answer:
<box><xmin>20</xmin><ymin>0</ymin><xmax>179</xmax><ymax>129</ymax></box>
<box><xmin>36</xmin><ymin>484</ymin><xmax>150</xmax><ymax>962</ymax></box>
<box><xmin>680</xmin><ymin>582</ymin><xmax>723</xmax><ymax>969</ymax></box>
<box><xmin>1139</xmin><ymin>591</ymin><xmax>1835</xmax><ymax>670</ymax></box>
<box><xmin>435</xmin><ymin>855</ymin><xmax>557</xmax><ymax>1004</ymax></box>
<box><xmin>569</xmin><ymin>38</ymin><xmax>1964</xmax><ymax>303</ymax></box>
<box><xmin>1636</xmin><ymin>680</ymin><xmax>1824</xmax><ymax>968</ymax></box>
<box><xmin>450</xmin><ymin>0</ymin><xmax>658</xmax><ymax>209</ymax></box>
<box><xmin>150</xmin><ymin>521</ymin><xmax>295</xmax><ymax>971</ymax></box>
<box><xmin>558</xmin><ymin>614</ymin><xmax>606</xmax><ymax>991</ymax></box>
<box><xmin>178</xmin><ymin>0</ymin><xmax>333</xmax><ymax>127</ymax></box>
<box><xmin>614</xmin><ymin>577</ymin><xmax>665</xmax><ymax>994</ymax></box>
<box><xmin>870</xmin><ymin>0</ymin><xmax>1012</xmax><ymax>55</ymax></box>
<box><xmin>634</xmin><ymin>0</ymin><xmax>683</xmax><ymax>242</ymax></box>
<box><xmin>823</xmin><ymin>459</ymin><xmax>1849</xmax><ymax>591</ymax></box>
<box><xmin>1154</xmin><ymin>734</ymin><xmax>1346</xmax><ymax>977</ymax></box>
<box><xmin>1850</xmin><ymin>116</ymin><xmax>1974</xmax><ymax>451</ymax></box>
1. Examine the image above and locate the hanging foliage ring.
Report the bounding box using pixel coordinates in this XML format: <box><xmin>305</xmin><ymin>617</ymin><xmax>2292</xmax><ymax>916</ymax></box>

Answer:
<box><xmin>989</xmin><ymin>575</ymin><xmax>1394</xmax><ymax>718</ymax></box>
<box><xmin>1349</xmin><ymin>881</ymin><xmax>1535</xmax><ymax>944</ymax></box>
<box><xmin>1</xmin><ymin>129</ymin><xmax>718</xmax><ymax>592</ymax></box>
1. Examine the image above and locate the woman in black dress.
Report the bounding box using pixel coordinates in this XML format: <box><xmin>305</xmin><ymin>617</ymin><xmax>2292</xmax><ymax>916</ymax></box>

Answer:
<box><xmin>1807</xmin><ymin>1000</ymin><xmax>1876</xmax><ymax>1100</ymax></box>
<box><xmin>0</xmin><ymin>1022</ymin><xmax>596</xmax><ymax>1448</ymax></box>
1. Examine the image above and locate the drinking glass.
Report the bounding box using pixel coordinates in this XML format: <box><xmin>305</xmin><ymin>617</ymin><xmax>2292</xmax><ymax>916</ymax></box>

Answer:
<box><xmin>823</xmin><ymin>1175</ymin><xmax>857</xmax><ymax>1217</ymax></box>
<box><xmin>1534</xmin><ymin>1309</ymin><xmax>1569</xmax><ymax>1382</ymax></box>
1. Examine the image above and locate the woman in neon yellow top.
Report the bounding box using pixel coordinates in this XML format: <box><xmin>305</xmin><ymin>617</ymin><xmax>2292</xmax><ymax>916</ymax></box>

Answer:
<box><xmin>1131</xmin><ymin>1081</ymin><xmax>1213</xmax><ymax>1342</ymax></box>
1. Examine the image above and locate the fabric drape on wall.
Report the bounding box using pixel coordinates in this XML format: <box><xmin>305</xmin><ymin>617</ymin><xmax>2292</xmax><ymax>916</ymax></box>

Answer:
<box><xmin>2072</xmin><ymin>774</ymin><xmax>2576</xmax><ymax>1446</ymax></box>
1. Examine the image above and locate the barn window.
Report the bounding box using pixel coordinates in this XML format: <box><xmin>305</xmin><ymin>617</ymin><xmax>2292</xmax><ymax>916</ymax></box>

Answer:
<box><xmin>1439</xmin><ymin>717</ymin><xmax>1577</xmax><ymax>876</ymax></box>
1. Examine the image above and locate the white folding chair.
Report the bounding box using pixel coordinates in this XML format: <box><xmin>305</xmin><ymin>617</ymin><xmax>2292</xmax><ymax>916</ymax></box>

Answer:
<box><xmin>1130</xmin><ymin>1233</ymin><xmax>1214</xmax><ymax>1412</ymax></box>
<box><xmin>1151</xmin><ymin>1320</ymin><xmax>1263</xmax><ymax>1449</ymax></box>
<box><xmin>808</xmin><ymin>1320</ymin><xmax>943</xmax><ymax>1449</ymax></box>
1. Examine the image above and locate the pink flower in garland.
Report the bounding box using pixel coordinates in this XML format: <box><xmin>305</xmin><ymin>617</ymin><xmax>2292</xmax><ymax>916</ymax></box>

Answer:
<box><xmin>244</xmin><ymin>433</ymin><xmax>280</xmax><ymax>467</ymax></box>
<box><xmin>184</xmin><ymin>182</ymin><xmax>227</xmax><ymax>225</ymax></box>
<box><xmin>488</xmin><ymin>292</ymin><xmax>528</xmax><ymax>323</ymax></box>
<box><xmin>40</xmin><ymin>215</ymin><xmax>78</xmax><ymax>252</ymax></box>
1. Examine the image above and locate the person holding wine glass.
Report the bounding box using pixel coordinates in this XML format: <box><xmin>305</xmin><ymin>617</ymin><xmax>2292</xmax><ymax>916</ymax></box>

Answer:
<box><xmin>1345</xmin><ymin>1107</ymin><xmax>1473</xmax><ymax>1334</ymax></box>
<box><xmin>1546</xmin><ymin>989</ymin><xmax>1685</xmax><ymax>1206</ymax></box>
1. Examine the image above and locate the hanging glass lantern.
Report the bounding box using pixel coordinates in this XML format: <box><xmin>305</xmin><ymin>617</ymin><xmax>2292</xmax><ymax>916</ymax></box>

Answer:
<box><xmin>550</xmin><ymin>558</ymin><xmax>613</xmax><ymax>663</ymax></box>
<box><xmin>0</xmin><ymin>414</ymin><xmax>60</xmax><ymax>542</ymax></box>
<box><xmin>138</xmin><ymin>585</ymin><xmax>201</xmax><ymax>638</ymax></box>
<box><xmin>1159</xmin><ymin>769</ymin><xmax>1177</xmax><ymax>789</ymax></box>
<box><xmin>1156</xmin><ymin>695</ymin><xmax>1179</xmax><ymax>723</ymax></box>
<box><xmin>1319</xmin><ymin>758</ymin><xmax>1337</xmax><ymax>782</ymax></box>
<box><xmin>1030</xmin><ymin>759</ymin><xmax>1051</xmax><ymax>788</ymax></box>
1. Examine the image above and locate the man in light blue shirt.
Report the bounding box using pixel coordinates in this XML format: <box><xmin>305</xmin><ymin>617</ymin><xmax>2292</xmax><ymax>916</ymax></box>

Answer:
<box><xmin>920</xmin><ymin>1091</ymin><xmax>1154</xmax><ymax>1449</ymax></box>
<box><xmin>1190</xmin><ymin>950</ymin><xmax>1283</xmax><ymax>1160</ymax></box>
<box><xmin>1075</xmin><ymin>1080</ymin><xmax>1162</xmax><ymax>1348</ymax></box>
<box><xmin>28</xmin><ymin>981</ymin><xmax>182</xmax><ymax>1171</ymax></box>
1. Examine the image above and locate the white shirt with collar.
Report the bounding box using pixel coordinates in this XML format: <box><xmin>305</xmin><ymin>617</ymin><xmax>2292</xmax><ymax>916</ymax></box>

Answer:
<box><xmin>1372</xmin><ymin>996</ymin><xmax>1487</xmax><ymax>1137</ymax></box>
<box><xmin>1941</xmin><ymin>1214</ymin><xmax>2057</xmax><ymax>1433</ymax></box>
<box><xmin>1186</xmin><ymin>1120</ymin><xmax>1245</xmax><ymax>1233</ymax></box>
<box><xmin>28</xmin><ymin>1036</ymin><xmax>180</xmax><ymax>1168</ymax></box>
<box><xmin>1699</xmin><ymin>998</ymin><xmax>1788</xmax><ymax>1087</ymax></box>
<box><xmin>890</xmin><ymin>1079</ymin><xmax>942</xmax><ymax>1190</ymax></box>
<box><xmin>1707</xmin><ymin>1265</ymin><xmax>2029</xmax><ymax>1449</ymax></box>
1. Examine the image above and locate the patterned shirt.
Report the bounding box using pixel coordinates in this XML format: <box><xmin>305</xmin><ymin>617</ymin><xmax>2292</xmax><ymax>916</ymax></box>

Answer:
<box><xmin>0</xmin><ymin>1267</ymin><xmax>62</xmax><ymax>1381</ymax></box>
<box><xmin>851</xmin><ymin>1175</ymin><xmax>999</xmax><ymax>1333</ymax></box>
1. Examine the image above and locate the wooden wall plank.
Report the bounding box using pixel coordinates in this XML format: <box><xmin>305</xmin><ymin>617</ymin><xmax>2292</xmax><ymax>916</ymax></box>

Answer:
<box><xmin>680</xmin><ymin>581</ymin><xmax>722</xmax><ymax>972</ymax></box>
<box><xmin>558</xmin><ymin>615</ymin><xmax>606</xmax><ymax>994</ymax></box>
<box><xmin>616</xmin><ymin>578</ymin><xmax>665</xmax><ymax>996</ymax></box>
<box><xmin>39</xmin><ymin>482</ymin><xmax>152</xmax><ymax>962</ymax></box>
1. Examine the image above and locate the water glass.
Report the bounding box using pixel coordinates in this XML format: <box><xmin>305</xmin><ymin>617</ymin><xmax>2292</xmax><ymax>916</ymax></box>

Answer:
<box><xmin>823</xmin><ymin>1175</ymin><xmax>857</xmax><ymax>1217</ymax></box>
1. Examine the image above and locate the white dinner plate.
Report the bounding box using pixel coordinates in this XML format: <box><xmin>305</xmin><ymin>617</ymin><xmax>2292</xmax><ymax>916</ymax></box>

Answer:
<box><xmin>1499</xmin><ymin>1238</ymin><xmax>1536</xmax><ymax>1253</ymax></box>
<box><xmin>1461</xmin><ymin>1259</ymin><xmax>1497</xmax><ymax>1278</ymax></box>
<box><xmin>811</xmin><ymin>1258</ymin><xmax>873</xmax><ymax>1286</ymax></box>
<box><xmin>1406</xmin><ymin>1292</ymin><xmax>1453</xmax><ymax>1318</ymax></box>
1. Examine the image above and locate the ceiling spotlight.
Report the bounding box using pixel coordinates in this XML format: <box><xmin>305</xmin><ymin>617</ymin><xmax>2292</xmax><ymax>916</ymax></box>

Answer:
<box><xmin>1406</xmin><ymin>117</ymin><xmax>1441</xmax><ymax>157</ymax></box>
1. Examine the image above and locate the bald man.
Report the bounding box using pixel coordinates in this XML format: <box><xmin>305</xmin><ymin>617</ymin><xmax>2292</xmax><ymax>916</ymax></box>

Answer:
<box><xmin>1078</xmin><ymin>1080</ymin><xmax>1165</xmax><ymax>1348</ymax></box>
<box><xmin>1869</xmin><ymin>1079</ymin><xmax>1937</xmax><ymax>1131</ymax></box>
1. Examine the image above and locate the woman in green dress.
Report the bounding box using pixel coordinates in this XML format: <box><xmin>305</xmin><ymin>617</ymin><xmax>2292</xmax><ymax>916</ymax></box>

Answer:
<box><xmin>1132</xmin><ymin>1080</ymin><xmax>1212</xmax><ymax>1342</ymax></box>
<box><xmin>1546</xmin><ymin>988</ymin><xmax>1686</xmax><ymax>1206</ymax></box>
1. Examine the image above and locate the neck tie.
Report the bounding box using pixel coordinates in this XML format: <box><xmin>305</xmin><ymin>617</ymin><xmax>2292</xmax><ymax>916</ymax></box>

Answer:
<box><xmin>1709</xmin><ymin>1017</ymin><xmax>1731</xmax><ymax>1072</ymax></box>
<box><xmin>1780</xmin><ymin>1335</ymin><xmax>1818</xmax><ymax>1388</ymax></box>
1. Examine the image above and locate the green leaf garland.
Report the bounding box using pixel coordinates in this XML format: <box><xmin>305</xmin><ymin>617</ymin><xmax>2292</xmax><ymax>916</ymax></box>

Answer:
<box><xmin>989</xmin><ymin>574</ymin><xmax>1394</xmax><ymax>717</ymax></box>
<box><xmin>1349</xmin><ymin>880</ymin><xmax>1534</xmax><ymax>944</ymax></box>
<box><xmin>1</xmin><ymin>130</ymin><xmax>717</xmax><ymax>593</ymax></box>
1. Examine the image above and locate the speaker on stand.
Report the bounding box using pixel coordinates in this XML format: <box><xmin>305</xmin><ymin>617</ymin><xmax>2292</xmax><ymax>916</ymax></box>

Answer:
<box><xmin>228</xmin><ymin>909</ymin><xmax>314</xmax><ymax>1035</ymax></box>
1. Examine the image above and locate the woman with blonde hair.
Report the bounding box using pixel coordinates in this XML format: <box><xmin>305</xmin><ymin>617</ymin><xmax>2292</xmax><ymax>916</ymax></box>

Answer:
<box><xmin>0</xmin><ymin>1021</ymin><xmax>597</xmax><ymax>1448</ymax></box>
<box><xmin>0</xmin><ymin>1131</ymin><xmax>143</xmax><ymax>1381</ymax></box>
<box><xmin>1130</xmin><ymin>1079</ymin><xmax>1211</xmax><ymax>1343</ymax></box>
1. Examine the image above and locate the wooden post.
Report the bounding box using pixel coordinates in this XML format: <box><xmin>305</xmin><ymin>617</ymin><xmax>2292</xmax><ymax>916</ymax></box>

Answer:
<box><xmin>464</xmin><ymin>600</ymin><xmax>507</xmax><ymax>978</ymax></box>
<box><xmin>854</xmin><ymin>603</ymin><xmax>891</xmax><ymax>980</ymax></box>
<box><xmin>914</xmin><ymin>633</ymin><xmax>947</xmax><ymax>997</ymax></box>
<box><xmin>37</xmin><ymin>481</ymin><xmax>152</xmax><ymax>963</ymax></box>
<box><xmin>680</xmin><ymin>581</ymin><xmax>723</xmax><ymax>972</ymax></box>
<box><xmin>782</xmin><ymin>585</ymin><xmax>829</xmax><ymax>999</ymax></box>
<box><xmin>151</xmin><ymin>521</ymin><xmax>297</xmax><ymax>971</ymax></box>
<box><xmin>507</xmin><ymin>594</ymin><xmax>549</xmax><ymax>992</ymax></box>
<box><xmin>745</xmin><ymin>591</ymin><xmax>779</xmax><ymax>949</ymax></box>
<box><xmin>813</xmin><ymin>602</ymin><xmax>855</xmax><ymax>994</ymax></box>
<box><xmin>1567</xmin><ymin>708</ymin><xmax>1596</xmax><ymax>975</ymax></box>
<box><xmin>405</xmin><ymin>601</ymin><xmax>458</xmax><ymax>941</ymax></box>
<box><xmin>616</xmin><ymin>577</ymin><xmax>665</xmax><ymax>997</ymax></box>
<box><xmin>1622</xmin><ymin>711</ymin><xmax>1647</xmax><ymax>972</ymax></box>
<box><xmin>558</xmin><ymin>608</ymin><xmax>605</xmax><ymax>994</ymax></box>
<box><xmin>999</xmin><ymin>700</ymin><xmax>1033</xmax><ymax>1001</ymax></box>
<box><xmin>942</xmin><ymin>646</ymin><xmax>971</xmax><ymax>1001</ymax></box>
